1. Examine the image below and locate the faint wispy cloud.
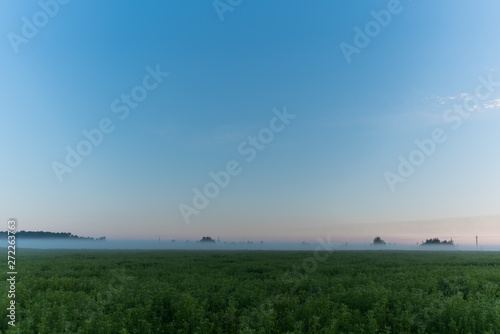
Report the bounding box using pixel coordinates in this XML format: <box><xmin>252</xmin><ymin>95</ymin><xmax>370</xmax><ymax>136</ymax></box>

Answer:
<box><xmin>483</xmin><ymin>65</ymin><xmax>499</xmax><ymax>72</ymax></box>
<box><xmin>429</xmin><ymin>83</ymin><xmax>500</xmax><ymax>117</ymax></box>
<box><xmin>483</xmin><ymin>98</ymin><xmax>500</xmax><ymax>110</ymax></box>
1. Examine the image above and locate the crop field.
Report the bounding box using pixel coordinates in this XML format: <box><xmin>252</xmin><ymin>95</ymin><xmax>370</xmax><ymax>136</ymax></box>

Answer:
<box><xmin>1</xmin><ymin>249</ymin><xmax>500</xmax><ymax>333</ymax></box>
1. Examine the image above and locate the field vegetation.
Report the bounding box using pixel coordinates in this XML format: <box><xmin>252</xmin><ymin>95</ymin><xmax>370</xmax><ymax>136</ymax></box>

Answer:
<box><xmin>1</xmin><ymin>249</ymin><xmax>500</xmax><ymax>333</ymax></box>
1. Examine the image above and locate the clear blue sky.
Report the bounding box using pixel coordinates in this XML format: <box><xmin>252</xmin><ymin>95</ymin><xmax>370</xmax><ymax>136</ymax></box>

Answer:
<box><xmin>2</xmin><ymin>0</ymin><xmax>500</xmax><ymax>245</ymax></box>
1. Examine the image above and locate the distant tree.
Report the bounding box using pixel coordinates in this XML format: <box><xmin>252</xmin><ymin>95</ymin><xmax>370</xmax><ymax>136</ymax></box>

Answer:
<box><xmin>441</xmin><ymin>238</ymin><xmax>454</xmax><ymax>245</ymax></box>
<box><xmin>421</xmin><ymin>238</ymin><xmax>454</xmax><ymax>246</ymax></box>
<box><xmin>373</xmin><ymin>236</ymin><xmax>386</xmax><ymax>245</ymax></box>
<box><xmin>0</xmin><ymin>230</ymin><xmax>105</xmax><ymax>240</ymax></box>
<box><xmin>200</xmin><ymin>236</ymin><xmax>215</xmax><ymax>243</ymax></box>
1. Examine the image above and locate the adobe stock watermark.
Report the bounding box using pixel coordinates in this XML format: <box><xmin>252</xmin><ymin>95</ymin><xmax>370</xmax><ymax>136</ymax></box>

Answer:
<box><xmin>179</xmin><ymin>106</ymin><xmax>296</xmax><ymax>224</ymax></box>
<box><xmin>213</xmin><ymin>0</ymin><xmax>242</xmax><ymax>21</ymax></box>
<box><xmin>284</xmin><ymin>235</ymin><xmax>342</xmax><ymax>286</ymax></box>
<box><xmin>7</xmin><ymin>0</ymin><xmax>70</xmax><ymax>54</ymax></box>
<box><xmin>340</xmin><ymin>0</ymin><xmax>407</xmax><ymax>64</ymax></box>
<box><xmin>52</xmin><ymin>64</ymin><xmax>169</xmax><ymax>182</ymax></box>
<box><xmin>6</xmin><ymin>219</ymin><xmax>17</xmax><ymax>327</ymax></box>
<box><xmin>385</xmin><ymin>72</ymin><xmax>500</xmax><ymax>192</ymax></box>
<box><xmin>254</xmin><ymin>235</ymin><xmax>342</xmax><ymax>317</ymax></box>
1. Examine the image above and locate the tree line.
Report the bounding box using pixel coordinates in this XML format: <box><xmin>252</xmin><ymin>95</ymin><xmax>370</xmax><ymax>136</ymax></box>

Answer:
<box><xmin>0</xmin><ymin>230</ymin><xmax>105</xmax><ymax>240</ymax></box>
<box><xmin>373</xmin><ymin>236</ymin><xmax>454</xmax><ymax>246</ymax></box>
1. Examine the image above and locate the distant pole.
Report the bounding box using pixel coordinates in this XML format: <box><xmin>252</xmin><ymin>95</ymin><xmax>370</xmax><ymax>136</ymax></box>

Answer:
<box><xmin>159</xmin><ymin>236</ymin><xmax>160</xmax><ymax>243</ymax></box>
<box><xmin>476</xmin><ymin>234</ymin><xmax>478</xmax><ymax>248</ymax></box>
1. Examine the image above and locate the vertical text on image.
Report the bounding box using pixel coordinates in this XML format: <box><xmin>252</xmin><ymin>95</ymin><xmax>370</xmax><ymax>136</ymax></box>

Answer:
<box><xmin>6</xmin><ymin>219</ymin><xmax>17</xmax><ymax>327</ymax></box>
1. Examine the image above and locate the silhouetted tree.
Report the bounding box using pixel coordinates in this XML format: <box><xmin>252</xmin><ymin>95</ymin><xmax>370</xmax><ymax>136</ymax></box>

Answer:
<box><xmin>0</xmin><ymin>230</ymin><xmax>105</xmax><ymax>240</ymax></box>
<box><xmin>373</xmin><ymin>236</ymin><xmax>386</xmax><ymax>245</ymax></box>
<box><xmin>421</xmin><ymin>238</ymin><xmax>454</xmax><ymax>246</ymax></box>
<box><xmin>200</xmin><ymin>236</ymin><xmax>215</xmax><ymax>243</ymax></box>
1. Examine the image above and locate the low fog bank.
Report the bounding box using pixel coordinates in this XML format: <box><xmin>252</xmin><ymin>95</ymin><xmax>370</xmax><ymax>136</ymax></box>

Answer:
<box><xmin>5</xmin><ymin>239</ymin><xmax>500</xmax><ymax>251</ymax></box>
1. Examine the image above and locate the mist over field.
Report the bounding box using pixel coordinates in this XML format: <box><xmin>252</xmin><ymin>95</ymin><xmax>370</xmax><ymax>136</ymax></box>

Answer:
<box><xmin>6</xmin><ymin>239</ymin><xmax>499</xmax><ymax>251</ymax></box>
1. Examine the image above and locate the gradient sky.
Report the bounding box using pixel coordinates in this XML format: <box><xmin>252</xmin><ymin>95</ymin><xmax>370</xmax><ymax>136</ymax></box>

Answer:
<box><xmin>2</xmin><ymin>0</ymin><xmax>500</xmax><ymax>245</ymax></box>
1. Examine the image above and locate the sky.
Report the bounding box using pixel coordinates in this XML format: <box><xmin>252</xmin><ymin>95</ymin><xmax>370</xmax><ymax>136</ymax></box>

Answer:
<box><xmin>1</xmin><ymin>0</ymin><xmax>500</xmax><ymax>245</ymax></box>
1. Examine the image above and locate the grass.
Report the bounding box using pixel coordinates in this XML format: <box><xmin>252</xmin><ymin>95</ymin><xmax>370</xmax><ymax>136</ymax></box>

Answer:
<box><xmin>1</xmin><ymin>249</ymin><xmax>500</xmax><ymax>333</ymax></box>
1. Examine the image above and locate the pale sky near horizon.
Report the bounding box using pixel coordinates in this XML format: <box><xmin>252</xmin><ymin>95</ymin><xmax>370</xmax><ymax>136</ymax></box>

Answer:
<box><xmin>2</xmin><ymin>0</ymin><xmax>500</xmax><ymax>245</ymax></box>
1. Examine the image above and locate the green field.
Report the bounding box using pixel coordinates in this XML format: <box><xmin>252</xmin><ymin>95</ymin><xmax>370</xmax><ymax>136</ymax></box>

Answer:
<box><xmin>1</xmin><ymin>250</ymin><xmax>500</xmax><ymax>333</ymax></box>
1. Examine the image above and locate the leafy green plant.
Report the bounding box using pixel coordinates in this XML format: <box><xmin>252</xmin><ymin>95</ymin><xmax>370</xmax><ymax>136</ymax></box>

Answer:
<box><xmin>1</xmin><ymin>249</ymin><xmax>500</xmax><ymax>333</ymax></box>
